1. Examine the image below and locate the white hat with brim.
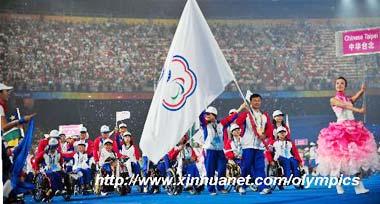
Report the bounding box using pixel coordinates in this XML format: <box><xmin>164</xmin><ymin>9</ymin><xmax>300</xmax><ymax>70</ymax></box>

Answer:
<box><xmin>100</xmin><ymin>125</ymin><xmax>111</xmax><ymax>133</ymax></box>
<box><xmin>103</xmin><ymin>139</ymin><xmax>113</xmax><ymax>145</ymax></box>
<box><xmin>0</xmin><ymin>83</ymin><xmax>13</xmax><ymax>91</ymax></box>
<box><xmin>49</xmin><ymin>130</ymin><xmax>60</xmax><ymax>138</ymax></box>
<box><xmin>122</xmin><ymin>131</ymin><xmax>132</xmax><ymax>137</ymax></box>
<box><xmin>273</xmin><ymin>110</ymin><xmax>284</xmax><ymax>118</ymax></box>
<box><xmin>205</xmin><ymin>106</ymin><xmax>218</xmax><ymax>116</ymax></box>
<box><xmin>229</xmin><ymin>124</ymin><xmax>240</xmax><ymax>132</ymax></box>
<box><xmin>276</xmin><ymin>126</ymin><xmax>288</xmax><ymax>135</ymax></box>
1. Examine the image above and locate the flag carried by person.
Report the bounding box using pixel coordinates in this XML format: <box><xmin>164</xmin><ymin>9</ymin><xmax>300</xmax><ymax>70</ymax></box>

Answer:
<box><xmin>10</xmin><ymin>118</ymin><xmax>35</xmax><ymax>193</ymax></box>
<box><xmin>3</xmin><ymin>111</ymin><xmax>23</xmax><ymax>147</ymax></box>
<box><xmin>116</xmin><ymin>111</ymin><xmax>130</xmax><ymax>122</ymax></box>
<box><xmin>140</xmin><ymin>0</ymin><xmax>235</xmax><ymax>163</ymax></box>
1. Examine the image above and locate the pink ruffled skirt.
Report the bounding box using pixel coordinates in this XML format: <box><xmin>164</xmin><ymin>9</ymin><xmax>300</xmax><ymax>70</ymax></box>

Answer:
<box><xmin>316</xmin><ymin>120</ymin><xmax>380</xmax><ymax>176</ymax></box>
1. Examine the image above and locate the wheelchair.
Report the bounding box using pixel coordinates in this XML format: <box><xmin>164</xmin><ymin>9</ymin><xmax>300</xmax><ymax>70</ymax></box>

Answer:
<box><xmin>267</xmin><ymin>161</ymin><xmax>285</xmax><ymax>191</ymax></box>
<box><xmin>32</xmin><ymin>170</ymin><xmax>74</xmax><ymax>202</ymax></box>
<box><xmin>69</xmin><ymin>169</ymin><xmax>93</xmax><ymax>195</ymax></box>
<box><xmin>93</xmin><ymin>158</ymin><xmax>130</xmax><ymax>196</ymax></box>
<box><xmin>143</xmin><ymin>161</ymin><xmax>161</xmax><ymax>194</ymax></box>
<box><xmin>225</xmin><ymin>160</ymin><xmax>241</xmax><ymax>192</ymax></box>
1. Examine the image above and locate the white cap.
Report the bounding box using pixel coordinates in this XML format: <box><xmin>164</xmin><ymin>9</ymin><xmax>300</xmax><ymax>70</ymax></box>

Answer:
<box><xmin>304</xmin><ymin>147</ymin><xmax>310</xmax><ymax>151</ymax></box>
<box><xmin>205</xmin><ymin>106</ymin><xmax>218</xmax><ymax>116</ymax></box>
<box><xmin>44</xmin><ymin>134</ymin><xmax>50</xmax><ymax>139</ymax></box>
<box><xmin>68</xmin><ymin>135</ymin><xmax>78</xmax><ymax>139</ymax></box>
<box><xmin>100</xmin><ymin>125</ymin><xmax>110</xmax><ymax>133</ymax></box>
<box><xmin>76</xmin><ymin>140</ymin><xmax>87</xmax><ymax>147</ymax></box>
<box><xmin>310</xmin><ymin>142</ymin><xmax>316</xmax><ymax>146</ymax></box>
<box><xmin>80</xmin><ymin>127</ymin><xmax>87</xmax><ymax>133</ymax></box>
<box><xmin>122</xmin><ymin>131</ymin><xmax>132</xmax><ymax>137</ymax></box>
<box><xmin>229</xmin><ymin>109</ymin><xmax>237</xmax><ymax>115</ymax></box>
<box><xmin>118</xmin><ymin>123</ymin><xmax>127</xmax><ymax>129</ymax></box>
<box><xmin>0</xmin><ymin>83</ymin><xmax>13</xmax><ymax>91</ymax></box>
<box><xmin>103</xmin><ymin>139</ymin><xmax>113</xmax><ymax>145</ymax></box>
<box><xmin>276</xmin><ymin>126</ymin><xmax>287</xmax><ymax>135</ymax></box>
<box><xmin>272</xmin><ymin>110</ymin><xmax>284</xmax><ymax>118</ymax></box>
<box><xmin>48</xmin><ymin>138</ymin><xmax>59</xmax><ymax>146</ymax></box>
<box><xmin>49</xmin><ymin>130</ymin><xmax>60</xmax><ymax>138</ymax></box>
<box><xmin>229</xmin><ymin>124</ymin><xmax>240</xmax><ymax>132</ymax></box>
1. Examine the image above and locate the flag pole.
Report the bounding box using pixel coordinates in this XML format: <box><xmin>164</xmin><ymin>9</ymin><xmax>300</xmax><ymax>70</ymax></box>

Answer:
<box><xmin>16</xmin><ymin>108</ymin><xmax>25</xmax><ymax>137</ymax></box>
<box><xmin>233</xmin><ymin>79</ymin><xmax>254</xmax><ymax>114</ymax></box>
<box><xmin>233</xmin><ymin>79</ymin><xmax>272</xmax><ymax>149</ymax></box>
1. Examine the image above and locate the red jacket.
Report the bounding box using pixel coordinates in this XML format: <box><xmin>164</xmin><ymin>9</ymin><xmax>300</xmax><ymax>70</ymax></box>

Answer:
<box><xmin>85</xmin><ymin>139</ymin><xmax>94</xmax><ymax>156</ymax></box>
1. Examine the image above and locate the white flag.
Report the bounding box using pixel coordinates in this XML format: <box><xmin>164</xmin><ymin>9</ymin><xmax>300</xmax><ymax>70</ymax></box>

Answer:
<box><xmin>116</xmin><ymin>111</ymin><xmax>130</xmax><ymax>121</ymax></box>
<box><xmin>139</xmin><ymin>0</ymin><xmax>235</xmax><ymax>163</ymax></box>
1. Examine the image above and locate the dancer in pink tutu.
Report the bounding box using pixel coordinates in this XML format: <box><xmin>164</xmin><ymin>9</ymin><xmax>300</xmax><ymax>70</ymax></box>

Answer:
<box><xmin>316</xmin><ymin>76</ymin><xmax>380</xmax><ymax>195</ymax></box>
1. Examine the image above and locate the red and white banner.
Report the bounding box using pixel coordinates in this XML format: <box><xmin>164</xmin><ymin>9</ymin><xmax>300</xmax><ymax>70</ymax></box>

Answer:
<box><xmin>59</xmin><ymin>124</ymin><xmax>83</xmax><ymax>136</ymax></box>
<box><xmin>336</xmin><ymin>27</ymin><xmax>380</xmax><ymax>56</ymax></box>
<box><xmin>295</xmin><ymin>138</ymin><xmax>309</xmax><ymax>146</ymax></box>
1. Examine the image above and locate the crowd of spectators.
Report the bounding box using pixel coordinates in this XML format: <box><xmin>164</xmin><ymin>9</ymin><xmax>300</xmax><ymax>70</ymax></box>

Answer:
<box><xmin>1</xmin><ymin>15</ymin><xmax>379</xmax><ymax>92</ymax></box>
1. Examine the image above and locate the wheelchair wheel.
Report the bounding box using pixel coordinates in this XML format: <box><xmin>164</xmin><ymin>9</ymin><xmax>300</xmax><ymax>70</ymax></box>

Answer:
<box><xmin>62</xmin><ymin>173</ymin><xmax>73</xmax><ymax>201</ymax></box>
<box><xmin>267</xmin><ymin>162</ymin><xmax>283</xmax><ymax>191</ymax></box>
<box><xmin>93</xmin><ymin>171</ymin><xmax>102</xmax><ymax>195</ymax></box>
<box><xmin>166</xmin><ymin>168</ymin><xmax>180</xmax><ymax>195</ymax></box>
<box><xmin>32</xmin><ymin>173</ymin><xmax>52</xmax><ymax>203</ymax></box>
<box><xmin>145</xmin><ymin>168</ymin><xmax>160</xmax><ymax>194</ymax></box>
<box><xmin>136</xmin><ymin>171</ymin><xmax>144</xmax><ymax>193</ymax></box>
<box><xmin>225</xmin><ymin>162</ymin><xmax>241</xmax><ymax>192</ymax></box>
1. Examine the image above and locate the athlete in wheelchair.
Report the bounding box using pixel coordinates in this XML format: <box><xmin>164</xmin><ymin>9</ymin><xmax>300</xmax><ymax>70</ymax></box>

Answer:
<box><xmin>71</xmin><ymin>141</ymin><xmax>93</xmax><ymax>195</ymax></box>
<box><xmin>141</xmin><ymin>154</ymin><xmax>171</xmax><ymax>194</ymax></box>
<box><xmin>269</xmin><ymin>127</ymin><xmax>304</xmax><ymax>190</ymax></box>
<box><xmin>225</xmin><ymin>124</ymin><xmax>243</xmax><ymax>193</ymax></box>
<box><xmin>32</xmin><ymin>138</ymin><xmax>73</xmax><ymax>202</ymax></box>
<box><xmin>93</xmin><ymin>138</ymin><xmax>130</xmax><ymax>196</ymax></box>
<box><xmin>166</xmin><ymin>135</ymin><xmax>204</xmax><ymax>195</ymax></box>
<box><xmin>118</xmin><ymin>131</ymin><xmax>143</xmax><ymax>193</ymax></box>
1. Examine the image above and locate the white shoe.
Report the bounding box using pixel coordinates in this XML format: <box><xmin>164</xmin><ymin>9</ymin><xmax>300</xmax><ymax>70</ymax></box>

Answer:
<box><xmin>143</xmin><ymin>186</ymin><xmax>148</xmax><ymax>193</ymax></box>
<box><xmin>259</xmin><ymin>188</ymin><xmax>271</xmax><ymax>195</ymax></box>
<box><xmin>238</xmin><ymin>187</ymin><xmax>246</xmax><ymax>195</ymax></box>
<box><xmin>210</xmin><ymin>192</ymin><xmax>217</xmax><ymax>196</ymax></box>
<box><xmin>354</xmin><ymin>181</ymin><xmax>369</xmax><ymax>194</ymax></box>
<box><xmin>336</xmin><ymin>184</ymin><xmax>344</xmax><ymax>195</ymax></box>
<box><xmin>100</xmin><ymin>191</ymin><xmax>108</xmax><ymax>196</ymax></box>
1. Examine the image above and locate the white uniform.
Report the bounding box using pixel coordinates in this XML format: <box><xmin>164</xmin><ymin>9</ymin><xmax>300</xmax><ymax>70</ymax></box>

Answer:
<box><xmin>202</xmin><ymin>122</ymin><xmax>224</xmax><ymax>150</ymax></box>
<box><xmin>309</xmin><ymin>146</ymin><xmax>317</xmax><ymax>160</ymax></box>
<box><xmin>43</xmin><ymin>152</ymin><xmax>61</xmax><ymax>172</ymax></box>
<box><xmin>73</xmin><ymin>152</ymin><xmax>90</xmax><ymax>170</ymax></box>
<box><xmin>240</xmin><ymin>110</ymin><xmax>268</xmax><ymax>150</ymax></box>
<box><xmin>273</xmin><ymin>140</ymin><xmax>293</xmax><ymax>161</ymax></box>
<box><xmin>121</xmin><ymin>144</ymin><xmax>137</xmax><ymax>176</ymax></box>
<box><xmin>99</xmin><ymin>149</ymin><xmax>116</xmax><ymax>166</ymax></box>
<box><xmin>230</xmin><ymin>137</ymin><xmax>243</xmax><ymax>158</ymax></box>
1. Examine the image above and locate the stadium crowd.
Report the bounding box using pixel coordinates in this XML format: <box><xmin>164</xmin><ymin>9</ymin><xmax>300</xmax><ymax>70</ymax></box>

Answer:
<box><xmin>1</xmin><ymin>15</ymin><xmax>380</xmax><ymax>92</ymax></box>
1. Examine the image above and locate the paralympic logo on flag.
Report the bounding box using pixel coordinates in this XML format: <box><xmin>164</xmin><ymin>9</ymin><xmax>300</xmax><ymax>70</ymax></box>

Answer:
<box><xmin>161</xmin><ymin>55</ymin><xmax>197</xmax><ymax>111</ymax></box>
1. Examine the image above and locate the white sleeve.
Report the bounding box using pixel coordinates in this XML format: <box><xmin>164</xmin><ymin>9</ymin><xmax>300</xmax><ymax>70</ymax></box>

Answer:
<box><xmin>0</xmin><ymin>106</ymin><xmax>4</xmax><ymax>117</ymax></box>
<box><xmin>73</xmin><ymin>154</ymin><xmax>79</xmax><ymax>170</ymax></box>
<box><xmin>273</xmin><ymin>142</ymin><xmax>280</xmax><ymax>161</ymax></box>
